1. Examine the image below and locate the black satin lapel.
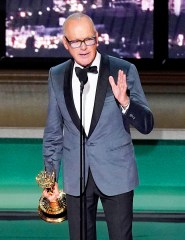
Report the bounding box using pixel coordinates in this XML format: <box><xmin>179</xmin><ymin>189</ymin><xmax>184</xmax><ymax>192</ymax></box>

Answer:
<box><xmin>88</xmin><ymin>55</ymin><xmax>110</xmax><ymax>138</ymax></box>
<box><xmin>64</xmin><ymin>60</ymin><xmax>81</xmax><ymax>132</ymax></box>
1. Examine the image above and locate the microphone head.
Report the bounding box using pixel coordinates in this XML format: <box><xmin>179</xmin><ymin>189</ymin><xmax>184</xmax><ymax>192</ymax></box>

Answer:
<box><xmin>75</xmin><ymin>67</ymin><xmax>88</xmax><ymax>85</ymax></box>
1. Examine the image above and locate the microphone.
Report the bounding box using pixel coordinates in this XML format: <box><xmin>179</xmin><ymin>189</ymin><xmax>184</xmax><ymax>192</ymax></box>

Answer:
<box><xmin>75</xmin><ymin>66</ymin><xmax>98</xmax><ymax>92</ymax></box>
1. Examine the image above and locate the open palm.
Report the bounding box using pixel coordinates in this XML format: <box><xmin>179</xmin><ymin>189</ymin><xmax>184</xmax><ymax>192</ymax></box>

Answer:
<box><xmin>109</xmin><ymin>70</ymin><xmax>129</xmax><ymax>107</ymax></box>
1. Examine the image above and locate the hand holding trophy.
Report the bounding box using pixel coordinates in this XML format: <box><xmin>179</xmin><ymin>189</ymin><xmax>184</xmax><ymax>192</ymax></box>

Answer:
<box><xmin>36</xmin><ymin>171</ymin><xmax>67</xmax><ymax>223</ymax></box>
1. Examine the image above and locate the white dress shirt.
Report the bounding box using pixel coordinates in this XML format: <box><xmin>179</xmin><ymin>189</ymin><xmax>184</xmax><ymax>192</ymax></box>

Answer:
<box><xmin>72</xmin><ymin>52</ymin><xmax>129</xmax><ymax>135</ymax></box>
<box><xmin>72</xmin><ymin>52</ymin><xmax>101</xmax><ymax>135</ymax></box>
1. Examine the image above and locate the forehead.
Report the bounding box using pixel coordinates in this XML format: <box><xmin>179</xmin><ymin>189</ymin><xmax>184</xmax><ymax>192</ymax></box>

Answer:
<box><xmin>65</xmin><ymin>17</ymin><xmax>95</xmax><ymax>40</ymax></box>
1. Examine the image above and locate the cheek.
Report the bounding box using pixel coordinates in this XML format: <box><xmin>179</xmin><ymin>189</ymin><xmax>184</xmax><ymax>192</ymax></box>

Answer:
<box><xmin>68</xmin><ymin>49</ymin><xmax>77</xmax><ymax>58</ymax></box>
<box><xmin>91</xmin><ymin>46</ymin><xmax>97</xmax><ymax>57</ymax></box>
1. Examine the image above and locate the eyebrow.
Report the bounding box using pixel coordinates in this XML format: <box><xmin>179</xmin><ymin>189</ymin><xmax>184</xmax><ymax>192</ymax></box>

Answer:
<box><xmin>65</xmin><ymin>36</ymin><xmax>96</xmax><ymax>42</ymax></box>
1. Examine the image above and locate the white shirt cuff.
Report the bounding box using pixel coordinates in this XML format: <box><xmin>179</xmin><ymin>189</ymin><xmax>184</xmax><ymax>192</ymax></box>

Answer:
<box><xmin>120</xmin><ymin>102</ymin><xmax>130</xmax><ymax>114</ymax></box>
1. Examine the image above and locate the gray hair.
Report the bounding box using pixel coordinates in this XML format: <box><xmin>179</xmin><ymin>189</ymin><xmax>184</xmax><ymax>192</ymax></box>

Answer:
<box><xmin>63</xmin><ymin>13</ymin><xmax>96</xmax><ymax>35</ymax></box>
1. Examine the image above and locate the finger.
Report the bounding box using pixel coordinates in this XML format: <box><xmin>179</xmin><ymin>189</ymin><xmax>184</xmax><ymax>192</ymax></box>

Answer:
<box><xmin>117</xmin><ymin>70</ymin><xmax>123</xmax><ymax>82</ymax></box>
<box><xmin>123</xmin><ymin>72</ymin><xmax>127</xmax><ymax>89</ymax></box>
<box><xmin>118</xmin><ymin>70</ymin><xmax>127</xmax><ymax>89</ymax></box>
<box><xmin>42</xmin><ymin>189</ymin><xmax>49</xmax><ymax>198</ymax></box>
<box><xmin>117</xmin><ymin>70</ymin><xmax>124</xmax><ymax>88</ymax></box>
<box><xmin>53</xmin><ymin>189</ymin><xmax>59</xmax><ymax>197</ymax></box>
<box><xmin>48</xmin><ymin>194</ymin><xmax>57</xmax><ymax>202</ymax></box>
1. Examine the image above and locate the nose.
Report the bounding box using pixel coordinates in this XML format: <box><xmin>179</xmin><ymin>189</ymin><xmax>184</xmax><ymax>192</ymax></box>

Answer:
<box><xmin>80</xmin><ymin>41</ymin><xmax>87</xmax><ymax>50</ymax></box>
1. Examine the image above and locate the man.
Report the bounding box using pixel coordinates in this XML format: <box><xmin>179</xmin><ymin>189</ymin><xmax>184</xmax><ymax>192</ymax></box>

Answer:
<box><xmin>43</xmin><ymin>13</ymin><xmax>154</xmax><ymax>240</ymax></box>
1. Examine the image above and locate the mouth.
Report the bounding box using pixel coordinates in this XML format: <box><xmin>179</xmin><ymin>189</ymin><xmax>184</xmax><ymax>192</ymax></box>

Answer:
<box><xmin>79</xmin><ymin>52</ymin><xmax>90</xmax><ymax>57</ymax></box>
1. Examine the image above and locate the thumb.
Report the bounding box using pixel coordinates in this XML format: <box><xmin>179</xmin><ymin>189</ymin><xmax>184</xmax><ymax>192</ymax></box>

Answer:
<box><xmin>109</xmin><ymin>76</ymin><xmax>116</xmax><ymax>88</ymax></box>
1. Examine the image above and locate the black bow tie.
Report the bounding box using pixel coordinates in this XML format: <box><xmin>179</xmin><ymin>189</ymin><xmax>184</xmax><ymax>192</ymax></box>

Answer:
<box><xmin>75</xmin><ymin>66</ymin><xmax>98</xmax><ymax>86</ymax></box>
<box><xmin>85</xmin><ymin>66</ymin><xmax>98</xmax><ymax>74</ymax></box>
<box><xmin>75</xmin><ymin>66</ymin><xmax>98</xmax><ymax>75</ymax></box>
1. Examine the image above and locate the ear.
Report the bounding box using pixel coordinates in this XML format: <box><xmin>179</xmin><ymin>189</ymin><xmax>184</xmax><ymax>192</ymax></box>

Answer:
<box><xmin>62</xmin><ymin>36</ymin><xmax>69</xmax><ymax>50</ymax></box>
<box><xmin>95</xmin><ymin>31</ymin><xmax>99</xmax><ymax>46</ymax></box>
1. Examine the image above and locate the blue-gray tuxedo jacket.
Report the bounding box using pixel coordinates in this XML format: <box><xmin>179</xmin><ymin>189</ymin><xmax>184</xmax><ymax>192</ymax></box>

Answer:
<box><xmin>43</xmin><ymin>54</ymin><xmax>154</xmax><ymax>196</ymax></box>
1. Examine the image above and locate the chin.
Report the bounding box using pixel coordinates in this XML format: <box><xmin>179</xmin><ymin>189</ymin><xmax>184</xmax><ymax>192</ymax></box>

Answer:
<box><xmin>77</xmin><ymin>54</ymin><xmax>94</xmax><ymax>66</ymax></box>
<box><xmin>78</xmin><ymin>59</ymin><xmax>92</xmax><ymax>67</ymax></box>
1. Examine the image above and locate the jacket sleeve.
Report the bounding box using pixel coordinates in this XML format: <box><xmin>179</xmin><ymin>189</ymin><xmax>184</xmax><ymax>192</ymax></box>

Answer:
<box><xmin>42</xmin><ymin>68</ymin><xmax>63</xmax><ymax>181</ymax></box>
<box><xmin>123</xmin><ymin>63</ymin><xmax>154</xmax><ymax>134</ymax></box>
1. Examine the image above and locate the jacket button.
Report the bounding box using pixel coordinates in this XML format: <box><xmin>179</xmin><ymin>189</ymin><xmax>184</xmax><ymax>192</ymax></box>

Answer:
<box><xmin>129</xmin><ymin>114</ymin><xmax>135</xmax><ymax>120</ymax></box>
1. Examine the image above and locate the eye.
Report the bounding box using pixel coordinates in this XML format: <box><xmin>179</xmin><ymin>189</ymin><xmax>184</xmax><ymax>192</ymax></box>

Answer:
<box><xmin>86</xmin><ymin>38</ymin><xmax>94</xmax><ymax>41</ymax></box>
<box><xmin>70</xmin><ymin>40</ymin><xmax>81</xmax><ymax>44</ymax></box>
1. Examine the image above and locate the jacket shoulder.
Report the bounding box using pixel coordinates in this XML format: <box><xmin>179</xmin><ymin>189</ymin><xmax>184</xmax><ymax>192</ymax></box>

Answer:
<box><xmin>50</xmin><ymin>59</ymin><xmax>73</xmax><ymax>76</ymax></box>
<box><xmin>107</xmin><ymin>55</ymin><xmax>132</xmax><ymax>75</ymax></box>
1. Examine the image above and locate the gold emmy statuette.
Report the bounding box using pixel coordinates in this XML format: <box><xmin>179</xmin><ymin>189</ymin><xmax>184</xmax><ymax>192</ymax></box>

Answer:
<box><xmin>36</xmin><ymin>171</ymin><xmax>67</xmax><ymax>223</ymax></box>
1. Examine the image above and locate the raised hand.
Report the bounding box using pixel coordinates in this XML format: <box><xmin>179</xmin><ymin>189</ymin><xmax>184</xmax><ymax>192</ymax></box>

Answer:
<box><xmin>109</xmin><ymin>70</ymin><xmax>130</xmax><ymax>108</ymax></box>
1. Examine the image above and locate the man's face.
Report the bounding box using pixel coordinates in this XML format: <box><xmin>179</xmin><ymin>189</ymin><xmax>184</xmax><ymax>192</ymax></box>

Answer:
<box><xmin>62</xmin><ymin>17</ymin><xmax>98</xmax><ymax>67</ymax></box>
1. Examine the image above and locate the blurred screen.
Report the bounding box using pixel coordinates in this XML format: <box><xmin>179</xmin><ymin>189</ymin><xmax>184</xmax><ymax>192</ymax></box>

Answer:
<box><xmin>6</xmin><ymin>0</ymin><xmax>154</xmax><ymax>59</ymax></box>
<box><xmin>169</xmin><ymin>0</ymin><xmax>185</xmax><ymax>58</ymax></box>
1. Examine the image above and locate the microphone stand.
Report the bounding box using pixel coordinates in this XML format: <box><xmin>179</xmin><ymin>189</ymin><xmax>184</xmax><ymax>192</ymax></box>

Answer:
<box><xmin>80</xmin><ymin>81</ymin><xmax>87</xmax><ymax>240</ymax></box>
<box><xmin>75</xmin><ymin>65</ymin><xmax>97</xmax><ymax>239</ymax></box>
